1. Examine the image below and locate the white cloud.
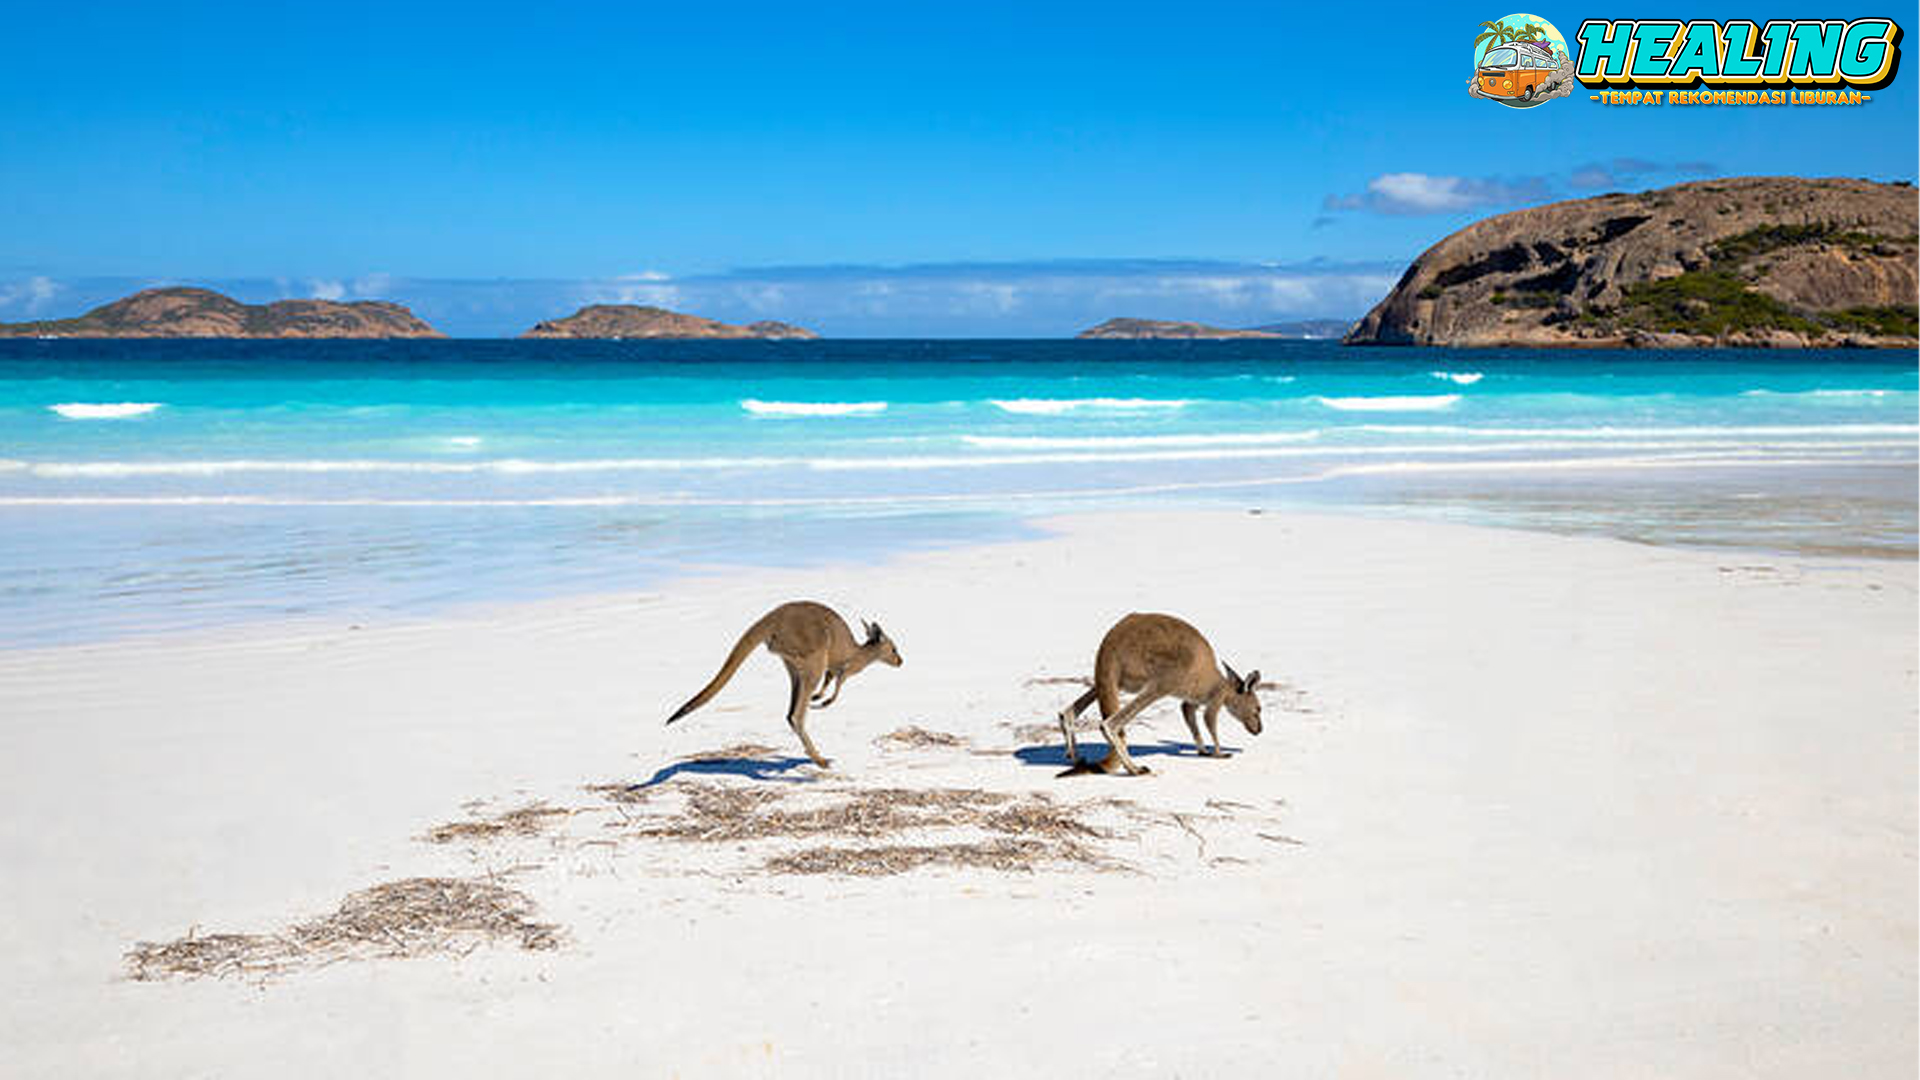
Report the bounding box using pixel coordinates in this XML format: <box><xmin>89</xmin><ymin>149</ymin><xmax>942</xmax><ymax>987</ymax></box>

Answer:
<box><xmin>308</xmin><ymin>279</ymin><xmax>346</xmax><ymax>301</ymax></box>
<box><xmin>733</xmin><ymin>283</ymin><xmax>789</xmax><ymax>312</ymax></box>
<box><xmin>585</xmin><ymin>281</ymin><xmax>684</xmax><ymax>308</ymax></box>
<box><xmin>954</xmin><ymin>281</ymin><xmax>1022</xmax><ymax>314</ymax></box>
<box><xmin>0</xmin><ymin>276</ymin><xmax>60</xmax><ymax>313</ymax></box>
<box><xmin>1325</xmin><ymin>171</ymin><xmax>1553</xmax><ymax>216</ymax></box>
<box><xmin>1369</xmin><ymin>173</ymin><xmax>1478</xmax><ymax>212</ymax></box>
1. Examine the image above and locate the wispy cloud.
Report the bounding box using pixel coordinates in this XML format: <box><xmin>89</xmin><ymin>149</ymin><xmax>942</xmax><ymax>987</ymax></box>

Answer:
<box><xmin>1326</xmin><ymin>162</ymin><xmax>1723</xmax><ymax>217</ymax></box>
<box><xmin>0</xmin><ymin>275</ymin><xmax>59</xmax><ymax>314</ymax></box>
<box><xmin>1567</xmin><ymin>158</ymin><xmax>1717</xmax><ymax>190</ymax></box>
<box><xmin>1324</xmin><ymin>172</ymin><xmax>1553</xmax><ymax>216</ymax></box>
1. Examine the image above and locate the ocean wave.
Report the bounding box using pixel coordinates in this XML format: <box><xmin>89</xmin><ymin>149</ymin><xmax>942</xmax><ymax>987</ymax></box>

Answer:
<box><xmin>1429</xmin><ymin>371</ymin><xmax>1484</xmax><ymax>385</ymax></box>
<box><xmin>1740</xmin><ymin>388</ymin><xmax>1901</xmax><ymax>399</ymax></box>
<box><xmin>15</xmin><ymin>457</ymin><xmax>788</xmax><ymax>477</ymax></box>
<box><xmin>1355</xmin><ymin>423</ymin><xmax>1920</xmax><ymax>438</ymax></box>
<box><xmin>988</xmin><ymin>398</ymin><xmax>1193</xmax><ymax>414</ymax></box>
<box><xmin>48</xmin><ymin>402</ymin><xmax>163</xmax><ymax>420</ymax></box>
<box><xmin>1318</xmin><ymin>451</ymin><xmax>1888</xmax><ymax>479</ymax></box>
<box><xmin>8</xmin><ymin>437</ymin><xmax>1907</xmax><ymax>481</ymax></box>
<box><xmin>1315</xmin><ymin>394</ymin><xmax>1461</xmax><ymax>412</ymax></box>
<box><xmin>960</xmin><ymin>431</ymin><xmax>1322</xmax><ymax>450</ymax></box>
<box><xmin>0</xmin><ymin>449</ymin><xmax>1899</xmax><ymax>511</ymax></box>
<box><xmin>741</xmin><ymin>399</ymin><xmax>888</xmax><ymax>417</ymax></box>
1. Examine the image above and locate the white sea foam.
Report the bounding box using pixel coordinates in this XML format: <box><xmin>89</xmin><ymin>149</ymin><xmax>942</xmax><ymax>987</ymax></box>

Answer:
<box><xmin>446</xmin><ymin>436</ymin><xmax>484</xmax><ymax>448</ymax></box>
<box><xmin>0</xmin><ymin>449</ymin><xmax>1898</xmax><ymax>512</ymax></box>
<box><xmin>1741</xmin><ymin>388</ymin><xmax>1900</xmax><ymax>399</ymax></box>
<box><xmin>1318</xmin><ymin>451</ymin><xmax>1885</xmax><ymax>479</ymax></box>
<box><xmin>1429</xmin><ymin>371</ymin><xmax>1484</xmax><ymax>385</ymax></box>
<box><xmin>988</xmin><ymin>398</ymin><xmax>1193</xmax><ymax>415</ymax></box>
<box><xmin>10</xmin><ymin>437</ymin><xmax>1908</xmax><ymax>482</ymax></box>
<box><xmin>20</xmin><ymin>457</ymin><xmax>788</xmax><ymax>478</ymax></box>
<box><xmin>961</xmin><ymin>431</ymin><xmax>1322</xmax><ymax>450</ymax></box>
<box><xmin>1315</xmin><ymin>394</ymin><xmax>1461</xmax><ymax>412</ymax></box>
<box><xmin>1356</xmin><ymin>423</ymin><xmax>1919</xmax><ymax>439</ymax></box>
<box><xmin>741</xmin><ymin>399</ymin><xmax>888</xmax><ymax>416</ymax></box>
<box><xmin>48</xmin><ymin>402</ymin><xmax>163</xmax><ymax>420</ymax></box>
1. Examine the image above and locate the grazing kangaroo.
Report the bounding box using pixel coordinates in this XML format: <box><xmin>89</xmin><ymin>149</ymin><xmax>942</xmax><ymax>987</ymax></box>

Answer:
<box><xmin>665</xmin><ymin>601</ymin><xmax>902</xmax><ymax>768</ymax></box>
<box><xmin>1057</xmin><ymin>612</ymin><xmax>1262</xmax><ymax>775</ymax></box>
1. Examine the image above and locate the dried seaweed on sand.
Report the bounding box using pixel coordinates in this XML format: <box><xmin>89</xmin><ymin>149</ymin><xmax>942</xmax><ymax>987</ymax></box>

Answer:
<box><xmin>126</xmin><ymin>877</ymin><xmax>559</xmax><ymax>982</ymax></box>
<box><xmin>631</xmin><ymin>782</ymin><xmax>1104</xmax><ymax>843</ymax></box>
<box><xmin>424</xmin><ymin>802</ymin><xmax>571</xmax><ymax>844</ymax></box>
<box><xmin>874</xmin><ymin>726</ymin><xmax>967</xmax><ymax>749</ymax></box>
<box><xmin>625</xmin><ymin>780</ymin><xmax>1134</xmax><ymax>876</ymax></box>
<box><xmin>765</xmin><ymin>838</ymin><xmax>1112</xmax><ymax>876</ymax></box>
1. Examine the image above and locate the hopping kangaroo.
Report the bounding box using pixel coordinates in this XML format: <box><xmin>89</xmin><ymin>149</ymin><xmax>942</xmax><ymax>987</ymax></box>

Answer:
<box><xmin>1057</xmin><ymin>612</ymin><xmax>1262</xmax><ymax>775</ymax></box>
<box><xmin>665</xmin><ymin>601</ymin><xmax>902</xmax><ymax>768</ymax></box>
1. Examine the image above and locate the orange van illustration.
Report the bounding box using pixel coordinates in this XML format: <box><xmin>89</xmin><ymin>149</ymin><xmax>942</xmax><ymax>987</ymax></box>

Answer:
<box><xmin>1468</xmin><ymin>15</ymin><xmax>1572</xmax><ymax>109</ymax></box>
<box><xmin>1478</xmin><ymin>40</ymin><xmax>1559</xmax><ymax>100</ymax></box>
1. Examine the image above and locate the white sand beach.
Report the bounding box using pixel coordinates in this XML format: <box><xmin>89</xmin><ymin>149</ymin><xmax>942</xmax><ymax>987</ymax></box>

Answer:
<box><xmin>0</xmin><ymin>510</ymin><xmax>1913</xmax><ymax>1077</ymax></box>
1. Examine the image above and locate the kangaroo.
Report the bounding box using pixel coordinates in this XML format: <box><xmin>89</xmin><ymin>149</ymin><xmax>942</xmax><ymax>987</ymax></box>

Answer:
<box><xmin>665</xmin><ymin>601</ymin><xmax>902</xmax><ymax>768</ymax></box>
<box><xmin>1057</xmin><ymin>612</ymin><xmax>1262</xmax><ymax>775</ymax></box>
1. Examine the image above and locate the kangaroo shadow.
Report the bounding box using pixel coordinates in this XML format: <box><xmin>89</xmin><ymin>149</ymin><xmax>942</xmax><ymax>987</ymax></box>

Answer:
<box><xmin>628</xmin><ymin>753</ymin><xmax>817</xmax><ymax>790</ymax></box>
<box><xmin>1012</xmin><ymin>738</ymin><xmax>1240</xmax><ymax>770</ymax></box>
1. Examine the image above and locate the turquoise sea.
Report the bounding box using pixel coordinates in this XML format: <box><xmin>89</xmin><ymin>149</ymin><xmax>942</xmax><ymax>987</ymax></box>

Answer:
<box><xmin>1</xmin><ymin>339</ymin><xmax>1914</xmax><ymax>646</ymax></box>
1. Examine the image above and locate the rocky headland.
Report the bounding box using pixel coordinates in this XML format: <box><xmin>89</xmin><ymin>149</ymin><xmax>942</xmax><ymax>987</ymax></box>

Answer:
<box><xmin>1345</xmin><ymin>177</ymin><xmax>1917</xmax><ymax>348</ymax></box>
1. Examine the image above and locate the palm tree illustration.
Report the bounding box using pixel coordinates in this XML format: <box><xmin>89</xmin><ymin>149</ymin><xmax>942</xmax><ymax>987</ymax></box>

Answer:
<box><xmin>1474</xmin><ymin>18</ymin><xmax>1553</xmax><ymax>62</ymax></box>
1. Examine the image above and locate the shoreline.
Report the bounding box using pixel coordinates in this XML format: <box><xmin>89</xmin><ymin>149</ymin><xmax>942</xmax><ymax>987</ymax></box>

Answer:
<box><xmin>2</xmin><ymin>508</ymin><xmax>1913</xmax><ymax>1075</ymax></box>
<box><xmin>2</xmin><ymin>484</ymin><xmax>1913</xmax><ymax>654</ymax></box>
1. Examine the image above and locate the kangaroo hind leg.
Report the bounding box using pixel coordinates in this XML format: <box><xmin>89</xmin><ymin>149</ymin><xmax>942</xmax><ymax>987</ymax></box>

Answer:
<box><xmin>1099</xmin><ymin>685</ymin><xmax>1163</xmax><ymax>776</ymax></box>
<box><xmin>810</xmin><ymin>669</ymin><xmax>841</xmax><ymax>708</ymax></box>
<box><xmin>785</xmin><ymin>658</ymin><xmax>832</xmax><ymax>768</ymax></box>
<box><xmin>1058</xmin><ymin>686</ymin><xmax>1098</xmax><ymax>765</ymax></box>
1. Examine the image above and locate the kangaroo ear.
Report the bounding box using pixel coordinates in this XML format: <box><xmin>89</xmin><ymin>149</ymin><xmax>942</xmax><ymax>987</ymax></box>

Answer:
<box><xmin>860</xmin><ymin>619</ymin><xmax>875</xmax><ymax>640</ymax></box>
<box><xmin>1223</xmin><ymin>661</ymin><xmax>1241</xmax><ymax>686</ymax></box>
<box><xmin>1242</xmin><ymin>669</ymin><xmax>1262</xmax><ymax>693</ymax></box>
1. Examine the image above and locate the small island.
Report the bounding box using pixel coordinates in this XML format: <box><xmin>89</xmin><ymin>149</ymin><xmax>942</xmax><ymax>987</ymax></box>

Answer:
<box><xmin>1076</xmin><ymin>318</ymin><xmax>1281</xmax><ymax>340</ymax></box>
<box><xmin>0</xmin><ymin>287</ymin><xmax>443</xmax><ymax>338</ymax></box>
<box><xmin>1345</xmin><ymin>176</ymin><xmax>1918</xmax><ymax>348</ymax></box>
<box><xmin>522</xmin><ymin>305</ymin><xmax>818</xmax><ymax>340</ymax></box>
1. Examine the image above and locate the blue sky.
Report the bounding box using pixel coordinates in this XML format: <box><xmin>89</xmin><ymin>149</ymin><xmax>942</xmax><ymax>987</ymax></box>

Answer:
<box><xmin>1</xmin><ymin>2</ymin><xmax>1914</xmax><ymax>335</ymax></box>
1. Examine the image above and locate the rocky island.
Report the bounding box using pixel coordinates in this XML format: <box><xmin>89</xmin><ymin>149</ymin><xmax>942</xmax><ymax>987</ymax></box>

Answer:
<box><xmin>1345</xmin><ymin>176</ymin><xmax>1918</xmax><ymax>348</ymax></box>
<box><xmin>0</xmin><ymin>287</ymin><xmax>443</xmax><ymax>338</ymax></box>
<box><xmin>522</xmin><ymin>305</ymin><xmax>817</xmax><ymax>339</ymax></box>
<box><xmin>1077</xmin><ymin>318</ymin><xmax>1281</xmax><ymax>339</ymax></box>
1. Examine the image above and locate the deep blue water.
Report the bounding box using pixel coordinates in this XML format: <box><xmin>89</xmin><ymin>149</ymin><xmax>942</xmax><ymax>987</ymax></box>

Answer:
<box><xmin>1</xmin><ymin>338</ymin><xmax>1914</xmax><ymax>644</ymax></box>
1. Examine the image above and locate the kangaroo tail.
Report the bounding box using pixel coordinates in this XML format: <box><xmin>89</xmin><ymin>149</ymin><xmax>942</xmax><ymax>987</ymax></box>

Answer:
<box><xmin>666</xmin><ymin>613</ymin><xmax>775</xmax><ymax>725</ymax></box>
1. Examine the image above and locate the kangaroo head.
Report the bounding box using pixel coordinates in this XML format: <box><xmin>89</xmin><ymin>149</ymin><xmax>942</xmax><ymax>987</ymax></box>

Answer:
<box><xmin>1221</xmin><ymin>662</ymin><xmax>1263</xmax><ymax>734</ymax></box>
<box><xmin>861</xmin><ymin>619</ymin><xmax>904</xmax><ymax>667</ymax></box>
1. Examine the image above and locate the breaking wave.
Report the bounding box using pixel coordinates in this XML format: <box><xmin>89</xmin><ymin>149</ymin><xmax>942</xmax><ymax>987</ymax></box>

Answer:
<box><xmin>988</xmin><ymin>398</ymin><xmax>1193</xmax><ymax>415</ymax></box>
<box><xmin>48</xmin><ymin>402</ymin><xmax>163</xmax><ymax>420</ymax></box>
<box><xmin>1314</xmin><ymin>394</ymin><xmax>1461</xmax><ymax>412</ymax></box>
<box><xmin>961</xmin><ymin>431</ymin><xmax>1321</xmax><ymax>450</ymax></box>
<box><xmin>741</xmin><ymin>399</ymin><xmax>888</xmax><ymax>416</ymax></box>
